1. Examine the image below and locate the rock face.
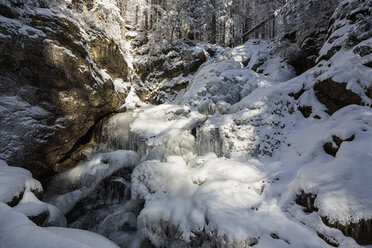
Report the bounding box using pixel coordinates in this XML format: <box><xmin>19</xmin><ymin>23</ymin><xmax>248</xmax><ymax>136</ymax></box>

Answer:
<box><xmin>276</xmin><ymin>0</ymin><xmax>339</xmax><ymax>74</ymax></box>
<box><xmin>131</xmin><ymin>40</ymin><xmax>211</xmax><ymax>104</ymax></box>
<box><xmin>321</xmin><ymin>217</ymin><xmax>372</xmax><ymax>246</ymax></box>
<box><xmin>314</xmin><ymin>79</ymin><xmax>364</xmax><ymax>115</ymax></box>
<box><xmin>0</xmin><ymin>0</ymin><xmax>129</xmax><ymax>177</ymax></box>
<box><xmin>312</xmin><ymin>0</ymin><xmax>372</xmax><ymax>114</ymax></box>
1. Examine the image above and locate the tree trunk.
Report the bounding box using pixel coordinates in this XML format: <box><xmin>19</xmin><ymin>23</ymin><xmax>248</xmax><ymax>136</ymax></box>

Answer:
<box><xmin>83</xmin><ymin>0</ymin><xmax>87</xmax><ymax>11</ymax></box>
<box><xmin>71</xmin><ymin>0</ymin><xmax>77</xmax><ymax>10</ymax></box>
<box><xmin>144</xmin><ymin>0</ymin><xmax>149</xmax><ymax>31</ymax></box>
<box><xmin>210</xmin><ymin>0</ymin><xmax>217</xmax><ymax>44</ymax></box>
<box><xmin>135</xmin><ymin>5</ymin><xmax>139</xmax><ymax>27</ymax></box>
<box><xmin>121</xmin><ymin>0</ymin><xmax>126</xmax><ymax>40</ymax></box>
<box><xmin>222</xmin><ymin>20</ymin><xmax>226</xmax><ymax>46</ymax></box>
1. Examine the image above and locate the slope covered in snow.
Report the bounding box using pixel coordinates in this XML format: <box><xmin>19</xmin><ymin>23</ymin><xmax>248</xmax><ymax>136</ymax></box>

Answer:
<box><xmin>95</xmin><ymin>0</ymin><xmax>372</xmax><ymax>246</ymax></box>
<box><xmin>62</xmin><ymin>5</ymin><xmax>371</xmax><ymax>244</ymax></box>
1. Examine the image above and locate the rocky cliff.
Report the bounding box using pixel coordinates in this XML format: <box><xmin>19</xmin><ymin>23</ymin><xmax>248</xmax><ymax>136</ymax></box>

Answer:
<box><xmin>0</xmin><ymin>0</ymin><xmax>129</xmax><ymax>178</ymax></box>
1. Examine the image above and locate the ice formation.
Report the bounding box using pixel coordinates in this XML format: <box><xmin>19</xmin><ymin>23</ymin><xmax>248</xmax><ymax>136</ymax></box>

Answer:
<box><xmin>44</xmin><ymin>30</ymin><xmax>372</xmax><ymax>247</ymax></box>
<box><xmin>0</xmin><ymin>160</ymin><xmax>119</xmax><ymax>248</ymax></box>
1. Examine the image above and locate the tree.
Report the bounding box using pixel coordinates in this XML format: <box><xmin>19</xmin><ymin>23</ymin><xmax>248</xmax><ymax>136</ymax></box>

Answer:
<box><xmin>121</xmin><ymin>0</ymin><xmax>126</xmax><ymax>40</ymax></box>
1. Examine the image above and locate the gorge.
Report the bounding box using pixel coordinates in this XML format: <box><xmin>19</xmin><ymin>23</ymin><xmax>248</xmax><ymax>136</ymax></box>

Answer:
<box><xmin>0</xmin><ymin>0</ymin><xmax>372</xmax><ymax>247</ymax></box>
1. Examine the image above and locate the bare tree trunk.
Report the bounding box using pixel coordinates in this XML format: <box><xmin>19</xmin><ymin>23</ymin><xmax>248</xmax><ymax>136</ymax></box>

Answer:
<box><xmin>149</xmin><ymin>0</ymin><xmax>154</xmax><ymax>29</ymax></box>
<box><xmin>210</xmin><ymin>0</ymin><xmax>217</xmax><ymax>44</ymax></box>
<box><xmin>232</xmin><ymin>22</ymin><xmax>235</xmax><ymax>47</ymax></box>
<box><xmin>71</xmin><ymin>0</ymin><xmax>77</xmax><ymax>10</ymax></box>
<box><xmin>135</xmin><ymin>5</ymin><xmax>139</xmax><ymax>27</ymax></box>
<box><xmin>83</xmin><ymin>0</ymin><xmax>87</xmax><ymax>11</ymax></box>
<box><xmin>170</xmin><ymin>26</ymin><xmax>174</xmax><ymax>43</ymax></box>
<box><xmin>121</xmin><ymin>0</ymin><xmax>126</xmax><ymax>40</ymax></box>
<box><xmin>91</xmin><ymin>0</ymin><xmax>100</xmax><ymax>22</ymax></box>
<box><xmin>144</xmin><ymin>0</ymin><xmax>149</xmax><ymax>31</ymax></box>
<box><xmin>222</xmin><ymin>20</ymin><xmax>226</xmax><ymax>46</ymax></box>
<box><xmin>71</xmin><ymin>0</ymin><xmax>84</xmax><ymax>12</ymax></box>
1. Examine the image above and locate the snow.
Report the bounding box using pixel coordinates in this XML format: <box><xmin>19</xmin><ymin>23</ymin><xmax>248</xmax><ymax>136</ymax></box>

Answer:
<box><xmin>131</xmin><ymin>104</ymin><xmax>203</xmax><ymax>141</ymax></box>
<box><xmin>0</xmin><ymin>160</ymin><xmax>42</xmax><ymax>204</ymax></box>
<box><xmin>1</xmin><ymin>0</ymin><xmax>371</xmax><ymax>247</ymax></box>
<box><xmin>123</xmin><ymin>13</ymin><xmax>371</xmax><ymax>246</ymax></box>
<box><xmin>179</xmin><ymin>40</ymin><xmax>296</xmax><ymax>117</ymax></box>
<box><xmin>11</xmin><ymin>187</ymin><xmax>67</xmax><ymax>227</ymax></box>
<box><xmin>113</xmin><ymin>78</ymin><xmax>129</xmax><ymax>94</ymax></box>
<box><xmin>46</xmin><ymin>202</ymin><xmax>67</xmax><ymax>227</ymax></box>
<box><xmin>0</xmin><ymin>202</ymin><xmax>119</xmax><ymax>248</ymax></box>
<box><xmin>132</xmin><ymin>156</ymin><xmax>327</xmax><ymax>247</ymax></box>
<box><xmin>45</xmin><ymin>227</ymin><xmax>119</xmax><ymax>248</ymax></box>
<box><xmin>120</xmin><ymin>85</ymin><xmax>146</xmax><ymax>110</ymax></box>
<box><xmin>13</xmin><ymin>188</ymin><xmax>48</xmax><ymax>219</ymax></box>
<box><xmin>284</xmin><ymin>105</ymin><xmax>372</xmax><ymax>224</ymax></box>
<box><xmin>0</xmin><ymin>159</ymin><xmax>119</xmax><ymax>248</ymax></box>
<box><xmin>0</xmin><ymin>15</ymin><xmax>45</xmax><ymax>39</ymax></box>
<box><xmin>68</xmin><ymin>20</ymin><xmax>372</xmax><ymax>246</ymax></box>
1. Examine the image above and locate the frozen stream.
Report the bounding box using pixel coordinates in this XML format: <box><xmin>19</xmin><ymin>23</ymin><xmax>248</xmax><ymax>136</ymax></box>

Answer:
<box><xmin>43</xmin><ymin>103</ymin><xmax>372</xmax><ymax>248</ymax></box>
<box><xmin>44</xmin><ymin>38</ymin><xmax>372</xmax><ymax>248</ymax></box>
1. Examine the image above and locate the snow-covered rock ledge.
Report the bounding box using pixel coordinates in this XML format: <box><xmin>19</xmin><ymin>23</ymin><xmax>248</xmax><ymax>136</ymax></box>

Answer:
<box><xmin>0</xmin><ymin>159</ymin><xmax>119</xmax><ymax>248</ymax></box>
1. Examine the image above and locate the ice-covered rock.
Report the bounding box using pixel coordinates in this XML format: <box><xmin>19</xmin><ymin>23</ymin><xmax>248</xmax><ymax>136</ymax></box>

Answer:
<box><xmin>180</xmin><ymin>39</ymin><xmax>295</xmax><ymax>116</ymax></box>
<box><xmin>102</xmin><ymin>104</ymin><xmax>204</xmax><ymax>161</ymax></box>
<box><xmin>45</xmin><ymin>150</ymin><xmax>139</xmax><ymax>214</ymax></box>
<box><xmin>0</xmin><ymin>158</ymin><xmax>118</xmax><ymax>248</ymax></box>
<box><xmin>0</xmin><ymin>202</ymin><xmax>120</xmax><ymax>248</ymax></box>
<box><xmin>132</xmin><ymin>41</ymin><xmax>217</xmax><ymax>104</ymax></box>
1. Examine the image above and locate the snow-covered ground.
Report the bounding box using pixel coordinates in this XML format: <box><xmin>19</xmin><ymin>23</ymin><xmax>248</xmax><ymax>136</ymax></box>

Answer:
<box><xmin>1</xmin><ymin>0</ymin><xmax>371</xmax><ymax>247</ymax></box>
<box><xmin>47</xmin><ymin>33</ymin><xmax>371</xmax><ymax>247</ymax></box>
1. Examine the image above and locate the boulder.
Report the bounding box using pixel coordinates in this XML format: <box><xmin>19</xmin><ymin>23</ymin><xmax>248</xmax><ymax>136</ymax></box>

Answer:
<box><xmin>322</xmin><ymin>217</ymin><xmax>372</xmax><ymax>245</ymax></box>
<box><xmin>314</xmin><ymin>79</ymin><xmax>364</xmax><ymax>115</ymax></box>
<box><xmin>0</xmin><ymin>0</ymin><xmax>129</xmax><ymax>178</ymax></box>
<box><xmin>132</xmin><ymin>41</ymin><xmax>209</xmax><ymax>104</ymax></box>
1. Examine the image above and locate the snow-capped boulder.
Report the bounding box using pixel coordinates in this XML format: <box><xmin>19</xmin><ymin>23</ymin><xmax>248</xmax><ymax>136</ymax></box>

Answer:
<box><xmin>0</xmin><ymin>160</ymin><xmax>43</xmax><ymax>207</ymax></box>
<box><xmin>0</xmin><ymin>202</ymin><xmax>120</xmax><ymax>248</ymax></box>
<box><xmin>13</xmin><ymin>189</ymin><xmax>50</xmax><ymax>226</ymax></box>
